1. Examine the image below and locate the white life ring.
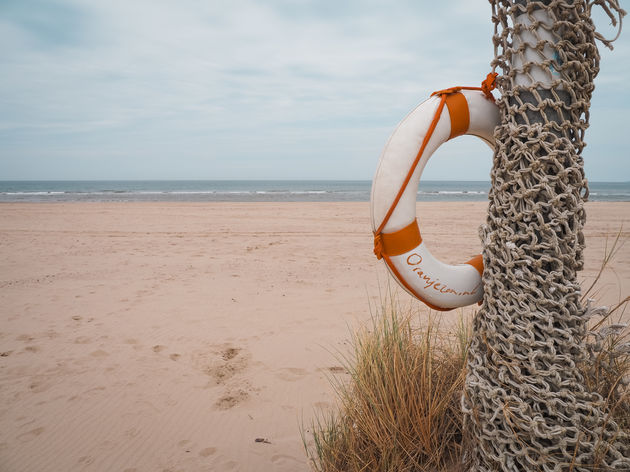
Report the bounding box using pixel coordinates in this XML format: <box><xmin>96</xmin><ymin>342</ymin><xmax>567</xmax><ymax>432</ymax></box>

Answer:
<box><xmin>371</xmin><ymin>86</ymin><xmax>500</xmax><ymax>311</ymax></box>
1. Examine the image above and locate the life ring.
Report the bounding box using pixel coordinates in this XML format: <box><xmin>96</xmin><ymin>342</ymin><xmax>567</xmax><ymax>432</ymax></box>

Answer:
<box><xmin>371</xmin><ymin>84</ymin><xmax>500</xmax><ymax>311</ymax></box>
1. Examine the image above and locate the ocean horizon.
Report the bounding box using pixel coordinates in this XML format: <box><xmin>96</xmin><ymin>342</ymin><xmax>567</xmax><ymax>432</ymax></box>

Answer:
<box><xmin>1</xmin><ymin>180</ymin><xmax>629</xmax><ymax>203</ymax></box>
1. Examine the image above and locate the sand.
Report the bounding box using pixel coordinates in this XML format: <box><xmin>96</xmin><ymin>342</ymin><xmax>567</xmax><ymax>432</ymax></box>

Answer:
<box><xmin>1</xmin><ymin>201</ymin><xmax>628</xmax><ymax>472</ymax></box>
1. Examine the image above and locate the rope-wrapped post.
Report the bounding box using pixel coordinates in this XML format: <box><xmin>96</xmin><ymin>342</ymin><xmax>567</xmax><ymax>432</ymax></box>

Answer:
<box><xmin>462</xmin><ymin>0</ymin><xmax>629</xmax><ymax>470</ymax></box>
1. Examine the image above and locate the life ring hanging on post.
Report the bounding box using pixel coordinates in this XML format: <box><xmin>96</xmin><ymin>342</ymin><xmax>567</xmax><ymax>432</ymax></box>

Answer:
<box><xmin>370</xmin><ymin>76</ymin><xmax>500</xmax><ymax>311</ymax></box>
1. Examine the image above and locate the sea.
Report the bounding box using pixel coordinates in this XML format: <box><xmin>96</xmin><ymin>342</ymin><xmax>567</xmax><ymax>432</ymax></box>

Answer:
<box><xmin>0</xmin><ymin>180</ymin><xmax>629</xmax><ymax>203</ymax></box>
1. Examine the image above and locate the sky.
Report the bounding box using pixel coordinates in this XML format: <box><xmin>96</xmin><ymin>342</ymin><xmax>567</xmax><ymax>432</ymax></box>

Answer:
<box><xmin>0</xmin><ymin>0</ymin><xmax>628</xmax><ymax>181</ymax></box>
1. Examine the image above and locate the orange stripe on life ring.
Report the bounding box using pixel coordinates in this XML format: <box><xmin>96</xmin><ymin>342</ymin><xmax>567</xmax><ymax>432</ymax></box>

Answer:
<box><xmin>445</xmin><ymin>92</ymin><xmax>469</xmax><ymax>139</ymax></box>
<box><xmin>380</xmin><ymin>220</ymin><xmax>422</xmax><ymax>257</ymax></box>
<box><xmin>464</xmin><ymin>254</ymin><xmax>484</xmax><ymax>276</ymax></box>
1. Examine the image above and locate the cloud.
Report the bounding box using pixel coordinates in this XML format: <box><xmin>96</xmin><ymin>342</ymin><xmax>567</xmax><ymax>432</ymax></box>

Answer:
<box><xmin>0</xmin><ymin>0</ymin><xmax>627</xmax><ymax>180</ymax></box>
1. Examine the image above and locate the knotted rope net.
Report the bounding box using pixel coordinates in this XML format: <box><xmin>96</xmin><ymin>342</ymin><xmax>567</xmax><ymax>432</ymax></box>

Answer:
<box><xmin>462</xmin><ymin>0</ymin><xmax>628</xmax><ymax>470</ymax></box>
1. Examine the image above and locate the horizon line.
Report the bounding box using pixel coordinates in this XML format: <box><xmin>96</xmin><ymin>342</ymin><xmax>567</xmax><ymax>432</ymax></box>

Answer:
<box><xmin>1</xmin><ymin>178</ymin><xmax>629</xmax><ymax>184</ymax></box>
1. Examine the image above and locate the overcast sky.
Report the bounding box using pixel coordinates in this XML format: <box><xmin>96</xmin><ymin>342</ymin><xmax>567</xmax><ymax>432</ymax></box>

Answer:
<box><xmin>1</xmin><ymin>0</ymin><xmax>628</xmax><ymax>181</ymax></box>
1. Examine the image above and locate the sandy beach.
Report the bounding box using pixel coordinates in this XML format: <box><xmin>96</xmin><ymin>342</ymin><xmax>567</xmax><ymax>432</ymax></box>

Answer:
<box><xmin>1</xmin><ymin>201</ymin><xmax>629</xmax><ymax>472</ymax></box>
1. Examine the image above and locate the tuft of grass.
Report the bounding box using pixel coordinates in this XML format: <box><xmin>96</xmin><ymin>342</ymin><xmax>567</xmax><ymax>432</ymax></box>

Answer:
<box><xmin>582</xmin><ymin>312</ymin><xmax>630</xmax><ymax>433</ymax></box>
<box><xmin>304</xmin><ymin>231</ymin><xmax>630</xmax><ymax>471</ymax></box>
<box><xmin>304</xmin><ymin>299</ymin><xmax>470</xmax><ymax>472</ymax></box>
<box><xmin>580</xmin><ymin>228</ymin><xmax>630</xmax><ymax>432</ymax></box>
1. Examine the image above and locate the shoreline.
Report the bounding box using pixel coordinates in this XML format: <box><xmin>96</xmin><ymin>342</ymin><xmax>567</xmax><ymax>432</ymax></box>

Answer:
<box><xmin>1</xmin><ymin>180</ymin><xmax>628</xmax><ymax>204</ymax></box>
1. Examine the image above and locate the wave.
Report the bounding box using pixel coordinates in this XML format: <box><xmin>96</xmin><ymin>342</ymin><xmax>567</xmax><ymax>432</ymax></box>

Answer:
<box><xmin>1</xmin><ymin>181</ymin><xmax>627</xmax><ymax>202</ymax></box>
<box><xmin>2</xmin><ymin>191</ymin><xmax>67</xmax><ymax>195</ymax></box>
<box><xmin>418</xmin><ymin>190</ymin><xmax>487</xmax><ymax>195</ymax></box>
<box><xmin>1</xmin><ymin>190</ymin><xmax>340</xmax><ymax>196</ymax></box>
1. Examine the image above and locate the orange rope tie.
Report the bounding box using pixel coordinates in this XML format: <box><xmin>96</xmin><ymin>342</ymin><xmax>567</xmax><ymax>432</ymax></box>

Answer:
<box><xmin>431</xmin><ymin>72</ymin><xmax>498</xmax><ymax>102</ymax></box>
<box><xmin>372</xmin><ymin>74</ymin><xmax>497</xmax><ymax>259</ymax></box>
<box><xmin>481</xmin><ymin>72</ymin><xmax>498</xmax><ymax>101</ymax></box>
<box><xmin>374</xmin><ymin>93</ymin><xmax>447</xmax><ymax>238</ymax></box>
<box><xmin>373</xmin><ymin>233</ymin><xmax>384</xmax><ymax>259</ymax></box>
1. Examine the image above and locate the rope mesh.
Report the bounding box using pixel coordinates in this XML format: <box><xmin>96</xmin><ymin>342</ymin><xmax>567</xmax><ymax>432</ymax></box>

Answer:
<box><xmin>462</xmin><ymin>0</ymin><xmax>628</xmax><ymax>470</ymax></box>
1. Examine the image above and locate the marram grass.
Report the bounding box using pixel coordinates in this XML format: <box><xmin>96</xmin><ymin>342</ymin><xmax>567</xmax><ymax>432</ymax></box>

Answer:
<box><xmin>304</xmin><ymin>299</ymin><xmax>471</xmax><ymax>472</ymax></box>
<box><xmin>580</xmin><ymin>229</ymin><xmax>630</xmax><ymax>434</ymax></box>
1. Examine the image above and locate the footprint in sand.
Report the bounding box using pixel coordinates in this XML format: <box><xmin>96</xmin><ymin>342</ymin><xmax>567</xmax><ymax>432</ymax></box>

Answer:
<box><xmin>327</xmin><ymin>366</ymin><xmax>348</xmax><ymax>374</ymax></box>
<box><xmin>190</xmin><ymin>344</ymin><xmax>253</xmax><ymax>409</ymax></box>
<box><xmin>16</xmin><ymin>427</ymin><xmax>44</xmax><ymax>442</ymax></box>
<box><xmin>79</xmin><ymin>456</ymin><xmax>94</xmax><ymax>465</ymax></box>
<box><xmin>125</xmin><ymin>427</ymin><xmax>140</xmax><ymax>439</ymax></box>
<box><xmin>85</xmin><ymin>386</ymin><xmax>106</xmax><ymax>395</ymax></box>
<box><xmin>271</xmin><ymin>454</ymin><xmax>303</xmax><ymax>467</ymax></box>
<box><xmin>199</xmin><ymin>447</ymin><xmax>217</xmax><ymax>457</ymax></box>
<box><xmin>215</xmin><ymin>389</ymin><xmax>249</xmax><ymax>410</ymax></box>
<box><xmin>169</xmin><ymin>353</ymin><xmax>181</xmax><ymax>361</ymax></box>
<box><xmin>152</xmin><ymin>345</ymin><xmax>166</xmax><ymax>353</ymax></box>
<box><xmin>221</xmin><ymin>347</ymin><xmax>240</xmax><ymax>361</ymax></box>
<box><xmin>77</xmin><ymin>455</ymin><xmax>95</xmax><ymax>465</ymax></box>
<box><xmin>208</xmin><ymin>363</ymin><xmax>238</xmax><ymax>384</ymax></box>
<box><xmin>275</xmin><ymin>367</ymin><xmax>308</xmax><ymax>382</ymax></box>
<box><xmin>193</xmin><ymin>345</ymin><xmax>249</xmax><ymax>385</ymax></box>
<box><xmin>29</xmin><ymin>378</ymin><xmax>52</xmax><ymax>393</ymax></box>
<box><xmin>16</xmin><ymin>334</ymin><xmax>35</xmax><ymax>342</ymax></box>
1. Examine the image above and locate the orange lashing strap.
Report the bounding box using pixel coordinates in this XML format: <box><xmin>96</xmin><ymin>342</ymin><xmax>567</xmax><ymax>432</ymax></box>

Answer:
<box><xmin>373</xmin><ymin>73</ymin><xmax>497</xmax><ymax>259</ymax></box>
<box><xmin>373</xmin><ymin>220</ymin><xmax>422</xmax><ymax>259</ymax></box>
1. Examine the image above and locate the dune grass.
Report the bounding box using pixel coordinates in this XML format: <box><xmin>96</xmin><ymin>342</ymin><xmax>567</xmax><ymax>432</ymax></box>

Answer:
<box><xmin>304</xmin><ymin>233</ymin><xmax>629</xmax><ymax>471</ymax></box>
<box><xmin>303</xmin><ymin>298</ymin><xmax>471</xmax><ymax>472</ymax></box>
<box><xmin>580</xmin><ymin>229</ymin><xmax>630</xmax><ymax>433</ymax></box>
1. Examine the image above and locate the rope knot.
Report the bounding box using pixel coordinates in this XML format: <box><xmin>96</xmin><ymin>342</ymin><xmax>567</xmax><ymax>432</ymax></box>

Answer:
<box><xmin>373</xmin><ymin>232</ymin><xmax>383</xmax><ymax>260</ymax></box>
<box><xmin>431</xmin><ymin>86</ymin><xmax>462</xmax><ymax>97</ymax></box>
<box><xmin>481</xmin><ymin>72</ymin><xmax>498</xmax><ymax>101</ymax></box>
